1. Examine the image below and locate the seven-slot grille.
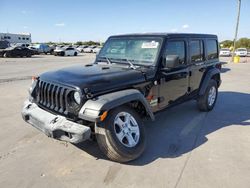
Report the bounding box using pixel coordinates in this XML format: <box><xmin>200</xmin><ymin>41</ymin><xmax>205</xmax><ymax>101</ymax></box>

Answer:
<box><xmin>36</xmin><ymin>80</ymin><xmax>74</xmax><ymax>115</ymax></box>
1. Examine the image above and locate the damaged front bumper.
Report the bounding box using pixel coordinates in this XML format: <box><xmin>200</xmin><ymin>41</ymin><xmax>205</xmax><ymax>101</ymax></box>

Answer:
<box><xmin>21</xmin><ymin>100</ymin><xmax>91</xmax><ymax>144</ymax></box>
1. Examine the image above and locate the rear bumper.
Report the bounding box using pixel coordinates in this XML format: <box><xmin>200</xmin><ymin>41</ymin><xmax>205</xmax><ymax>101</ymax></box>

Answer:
<box><xmin>21</xmin><ymin>100</ymin><xmax>91</xmax><ymax>144</ymax></box>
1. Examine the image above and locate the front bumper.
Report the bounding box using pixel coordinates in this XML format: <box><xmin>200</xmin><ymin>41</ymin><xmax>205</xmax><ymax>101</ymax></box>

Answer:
<box><xmin>21</xmin><ymin>100</ymin><xmax>91</xmax><ymax>144</ymax></box>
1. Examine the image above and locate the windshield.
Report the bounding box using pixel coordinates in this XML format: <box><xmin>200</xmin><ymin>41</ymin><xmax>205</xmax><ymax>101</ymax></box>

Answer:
<box><xmin>98</xmin><ymin>37</ymin><xmax>163</xmax><ymax>65</ymax></box>
<box><xmin>237</xmin><ymin>48</ymin><xmax>247</xmax><ymax>52</ymax></box>
<box><xmin>221</xmin><ymin>48</ymin><xmax>229</xmax><ymax>51</ymax></box>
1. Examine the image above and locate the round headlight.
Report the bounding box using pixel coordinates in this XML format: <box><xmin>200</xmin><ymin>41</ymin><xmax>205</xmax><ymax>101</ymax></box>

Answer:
<box><xmin>73</xmin><ymin>91</ymin><xmax>81</xmax><ymax>105</ymax></box>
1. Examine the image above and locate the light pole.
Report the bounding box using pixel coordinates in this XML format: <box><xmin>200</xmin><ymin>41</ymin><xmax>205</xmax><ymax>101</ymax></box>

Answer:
<box><xmin>232</xmin><ymin>0</ymin><xmax>241</xmax><ymax>61</ymax></box>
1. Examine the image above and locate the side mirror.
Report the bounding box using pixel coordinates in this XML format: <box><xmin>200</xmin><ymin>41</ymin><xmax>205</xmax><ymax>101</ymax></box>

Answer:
<box><xmin>163</xmin><ymin>55</ymin><xmax>180</xmax><ymax>69</ymax></box>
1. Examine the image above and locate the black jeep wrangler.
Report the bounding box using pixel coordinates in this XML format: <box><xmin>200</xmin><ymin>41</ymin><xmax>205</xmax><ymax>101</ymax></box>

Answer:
<box><xmin>22</xmin><ymin>33</ymin><xmax>221</xmax><ymax>162</ymax></box>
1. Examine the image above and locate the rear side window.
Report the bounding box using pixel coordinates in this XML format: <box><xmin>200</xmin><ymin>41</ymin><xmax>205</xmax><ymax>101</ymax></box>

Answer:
<box><xmin>190</xmin><ymin>40</ymin><xmax>204</xmax><ymax>62</ymax></box>
<box><xmin>207</xmin><ymin>40</ymin><xmax>218</xmax><ymax>60</ymax></box>
<box><xmin>165</xmin><ymin>41</ymin><xmax>186</xmax><ymax>64</ymax></box>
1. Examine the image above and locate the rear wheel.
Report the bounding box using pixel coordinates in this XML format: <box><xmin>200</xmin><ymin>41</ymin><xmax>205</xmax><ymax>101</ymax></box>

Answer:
<box><xmin>95</xmin><ymin>106</ymin><xmax>146</xmax><ymax>163</ymax></box>
<box><xmin>74</xmin><ymin>52</ymin><xmax>77</xmax><ymax>56</ymax></box>
<box><xmin>197</xmin><ymin>79</ymin><xmax>218</xmax><ymax>111</ymax></box>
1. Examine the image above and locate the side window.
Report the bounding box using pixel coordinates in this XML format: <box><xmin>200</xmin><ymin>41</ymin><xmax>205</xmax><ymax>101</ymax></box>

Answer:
<box><xmin>190</xmin><ymin>40</ymin><xmax>204</xmax><ymax>62</ymax></box>
<box><xmin>165</xmin><ymin>41</ymin><xmax>186</xmax><ymax>65</ymax></box>
<box><xmin>207</xmin><ymin>40</ymin><xmax>218</xmax><ymax>60</ymax></box>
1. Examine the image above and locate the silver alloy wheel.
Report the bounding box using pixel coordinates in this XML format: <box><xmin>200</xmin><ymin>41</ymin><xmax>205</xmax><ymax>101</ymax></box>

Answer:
<box><xmin>208</xmin><ymin>86</ymin><xmax>217</xmax><ymax>106</ymax></box>
<box><xmin>114</xmin><ymin>112</ymin><xmax>140</xmax><ymax>148</ymax></box>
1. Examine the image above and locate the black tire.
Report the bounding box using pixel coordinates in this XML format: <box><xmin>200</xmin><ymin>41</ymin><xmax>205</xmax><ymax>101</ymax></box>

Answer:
<box><xmin>95</xmin><ymin>106</ymin><xmax>146</xmax><ymax>163</ymax></box>
<box><xmin>26</xmin><ymin>53</ymin><xmax>32</xmax><ymax>57</ymax></box>
<box><xmin>197</xmin><ymin>79</ymin><xmax>218</xmax><ymax>111</ymax></box>
<box><xmin>61</xmin><ymin>52</ymin><xmax>65</xmax><ymax>56</ymax></box>
<box><xmin>74</xmin><ymin>52</ymin><xmax>77</xmax><ymax>56</ymax></box>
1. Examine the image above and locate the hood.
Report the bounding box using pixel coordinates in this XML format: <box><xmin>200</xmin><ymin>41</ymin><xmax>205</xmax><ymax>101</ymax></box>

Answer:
<box><xmin>39</xmin><ymin>64</ymin><xmax>146</xmax><ymax>94</ymax></box>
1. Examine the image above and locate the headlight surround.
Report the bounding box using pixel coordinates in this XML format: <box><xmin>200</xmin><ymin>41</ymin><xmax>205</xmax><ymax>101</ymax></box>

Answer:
<box><xmin>73</xmin><ymin>91</ymin><xmax>81</xmax><ymax>105</ymax></box>
<box><xmin>29</xmin><ymin>76</ymin><xmax>38</xmax><ymax>95</ymax></box>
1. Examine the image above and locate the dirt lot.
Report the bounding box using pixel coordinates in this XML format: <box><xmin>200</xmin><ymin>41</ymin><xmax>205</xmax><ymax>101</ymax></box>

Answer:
<box><xmin>0</xmin><ymin>55</ymin><xmax>250</xmax><ymax>188</ymax></box>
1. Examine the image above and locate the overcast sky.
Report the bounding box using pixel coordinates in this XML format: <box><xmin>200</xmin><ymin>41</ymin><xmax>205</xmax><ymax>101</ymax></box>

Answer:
<box><xmin>0</xmin><ymin>0</ymin><xmax>249</xmax><ymax>42</ymax></box>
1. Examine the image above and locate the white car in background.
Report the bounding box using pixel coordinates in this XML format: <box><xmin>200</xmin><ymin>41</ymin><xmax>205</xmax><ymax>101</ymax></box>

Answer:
<box><xmin>76</xmin><ymin>45</ymin><xmax>88</xmax><ymax>53</ymax></box>
<box><xmin>83</xmin><ymin>45</ymin><xmax>97</xmax><ymax>53</ymax></box>
<box><xmin>219</xmin><ymin>48</ymin><xmax>231</xmax><ymax>56</ymax></box>
<box><xmin>92</xmin><ymin>46</ymin><xmax>101</xmax><ymax>53</ymax></box>
<box><xmin>54</xmin><ymin>47</ymin><xmax>78</xmax><ymax>56</ymax></box>
<box><xmin>235</xmin><ymin>48</ymin><xmax>248</xmax><ymax>57</ymax></box>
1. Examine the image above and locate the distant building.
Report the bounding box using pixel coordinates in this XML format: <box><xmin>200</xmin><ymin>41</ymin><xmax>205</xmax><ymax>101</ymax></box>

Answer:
<box><xmin>0</xmin><ymin>32</ymin><xmax>32</xmax><ymax>44</ymax></box>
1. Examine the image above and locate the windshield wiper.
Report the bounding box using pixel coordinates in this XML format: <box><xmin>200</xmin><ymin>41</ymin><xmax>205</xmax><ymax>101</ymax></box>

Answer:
<box><xmin>119</xmin><ymin>58</ymin><xmax>136</xmax><ymax>70</ymax></box>
<box><xmin>97</xmin><ymin>56</ymin><xmax>112</xmax><ymax>64</ymax></box>
<box><xmin>97</xmin><ymin>57</ymin><xmax>137</xmax><ymax>69</ymax></box>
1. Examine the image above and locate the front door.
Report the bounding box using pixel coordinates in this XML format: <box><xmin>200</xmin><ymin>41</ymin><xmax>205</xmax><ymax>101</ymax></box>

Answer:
<box><xmin>159</xmin><ymin>39</ymin><xmax>189</xmax><ymax>109</ymax></box>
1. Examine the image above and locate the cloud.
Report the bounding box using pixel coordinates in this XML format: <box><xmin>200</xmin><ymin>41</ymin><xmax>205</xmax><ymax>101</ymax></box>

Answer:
<box><xmin>171</xmin><ymin>28</ymin><xmax>178</xmax><ymax>32</ymax></box>
<box><xmin>55</xmin><ymin>23</ymin><xmax>66</xmax><ymax>27</ymax></box>
<box><xmin>182</xmin><ymin>24</ymin><xmax>189</xmax><ymax>29</ymax></box>
<box><xmin>23</xmin><ymin>26</ymin><xmax>28</xmax><ymax>29</ymax></box>
<box><xmin>21</xmin><ymin>10</ymin><xmax>27</xmax><ymax>14</ymax></box>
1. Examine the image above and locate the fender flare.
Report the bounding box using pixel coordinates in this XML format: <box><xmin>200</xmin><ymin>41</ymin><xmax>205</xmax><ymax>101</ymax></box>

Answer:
<box><xmin>199</xmin><ymin>68</ymin><xmax>220</xmax><ymax>96</ymax></box>
<box><xmin>78</xmin><ymin>89</ymin><xmax>155</xmax><ymax>122</ymax></box>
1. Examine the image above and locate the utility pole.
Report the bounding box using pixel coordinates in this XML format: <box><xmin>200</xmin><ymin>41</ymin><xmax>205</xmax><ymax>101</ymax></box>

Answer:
<box><xmin>232</xmin><ymin>0</ymin><xmax>241</xmax><ymax>60</ymax></box>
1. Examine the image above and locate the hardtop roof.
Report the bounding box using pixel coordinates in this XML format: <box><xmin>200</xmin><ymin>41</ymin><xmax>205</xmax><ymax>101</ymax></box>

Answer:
<box><xmin>110</xmin><ymin>33</ymin><xmax>217</xmax><ymax>39</ymax></box>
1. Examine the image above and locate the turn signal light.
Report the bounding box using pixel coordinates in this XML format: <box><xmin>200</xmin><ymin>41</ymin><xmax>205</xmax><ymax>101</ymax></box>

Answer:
<box><xmin>100</xmin><ymin>111</ymin><xmax>108</xmax><ymax>121</ymax></box>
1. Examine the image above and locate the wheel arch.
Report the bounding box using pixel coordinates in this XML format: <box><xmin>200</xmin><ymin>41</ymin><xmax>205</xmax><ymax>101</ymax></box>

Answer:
<box><xmin>78</xmin><ymin>89</ymin><xmax>155</xmax><ymax>122</ymax></box>
<box><xmin>199</xmin><ymin>68</ymin><xmax>221</xmax><ymax>96</ymax></box>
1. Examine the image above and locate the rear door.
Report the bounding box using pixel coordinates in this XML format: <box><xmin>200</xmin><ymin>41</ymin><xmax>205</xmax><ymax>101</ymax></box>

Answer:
<box><xmin>68</xmin><ymin>47</ymin><xmax>74</xmax><ymax>56</ymax></box>
<box><xmin>65</xmin><ymin>48</ymin><xmax>71</xmax><ymax>56</ymax></box>
<box><xmin>188</xmin><ymin>39</ymin><xmax>206</xmax><ymax>92</ymax></box>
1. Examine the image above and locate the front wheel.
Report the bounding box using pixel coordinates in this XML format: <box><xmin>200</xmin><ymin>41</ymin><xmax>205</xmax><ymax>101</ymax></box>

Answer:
<box><xmin>95</xmin><ymin>106</ymin><xmax>146</xmax><ymax>163</ymax></box>
<box><xmin>74</xmin><ymin>52</ymin><xmax>77</xmax><ymax>56</ymax></box>
<box><xmin>197</xmin><ymin>80</ymin><xmax>218</xmax><ymax>111</ymax></box>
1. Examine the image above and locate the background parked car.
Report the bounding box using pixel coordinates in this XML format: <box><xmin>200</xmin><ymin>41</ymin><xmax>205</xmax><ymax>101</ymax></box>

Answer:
<box><xmin>92</xmin><ymin>46</ymin><xmax>101</xmax><ymax>53</ymax></box>
<box><xmin>32</xmin><ymin>44</ymin><xmax>53</xmax><ymax>54</ymax></box>
<box><xmin>54</xmin><ymin>47</ymin><xmax>78</xmax><ymax>56</ymax></box>
<box><xmin>219</xmin><ymin>48</ymin><xmax>231</xmax><ymax>56</ymax></box>
<box><xmin>28</xmin><ymin>47</ymin><xmax>40</xmax><ymax>55</ymax></box>
<box><xmin>83</xmin><ymin>45</ymin><xmax>96</xmax><ymax>53</ymax></box>
<box><xmin>77</xmin><ymin>45</ymin><xmax>88</xmax><ymax>52</ymax></box>
<box><xmin>235</xmin><ymin>48</ymin><xmax>248</xmax><ymax>57</ymax></box>
<box><xmin>0</xmin><ymin>46</ymin><xmax>33</xmax><ymax>57</ymax></box>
